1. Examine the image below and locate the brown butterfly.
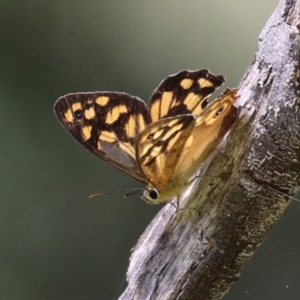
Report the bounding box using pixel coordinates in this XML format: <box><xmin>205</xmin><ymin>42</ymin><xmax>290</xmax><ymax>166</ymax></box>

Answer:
<box><xmin>54</xmin><ymin>69</ymin><xmax>237</xmax><ymax>204</ymax></box>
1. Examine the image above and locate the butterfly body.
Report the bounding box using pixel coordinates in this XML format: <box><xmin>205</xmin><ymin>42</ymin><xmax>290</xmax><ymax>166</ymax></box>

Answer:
<box><xmin>54</xmin><ymin>69</ymin><xmax>237</xmax><ymax>204</ymax></box>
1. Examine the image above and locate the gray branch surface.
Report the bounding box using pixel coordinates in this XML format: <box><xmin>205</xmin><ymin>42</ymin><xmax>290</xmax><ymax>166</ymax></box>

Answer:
<box><xmin>119</xmin><ymin>1</ymin><xmax>300</xmax><ymax>299</ymax></box>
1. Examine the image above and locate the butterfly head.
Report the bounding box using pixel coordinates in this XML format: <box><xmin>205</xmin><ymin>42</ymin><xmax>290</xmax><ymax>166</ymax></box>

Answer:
<box><xmin>141</xmin><ymin>181</ymin><xmax>185</xmax><ymax>204</ymax></box>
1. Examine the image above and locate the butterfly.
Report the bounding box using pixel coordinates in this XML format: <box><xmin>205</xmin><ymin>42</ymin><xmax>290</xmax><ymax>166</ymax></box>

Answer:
<box><xmin>54</xmin><ymin>69</ymin><xmax>237</xmax><ymax>204</ymax></box>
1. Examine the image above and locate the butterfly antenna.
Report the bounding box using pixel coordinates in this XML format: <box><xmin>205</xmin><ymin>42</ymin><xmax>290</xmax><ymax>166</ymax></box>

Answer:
<box><xmin>89</xmin><ymin>188</ymin><xmax>144</xmax><ymax>199</ymax></box>
<box><xmin>124</xmin><ymin>189</ymin><xmax>143</xmax><ymax>198</ymax></box>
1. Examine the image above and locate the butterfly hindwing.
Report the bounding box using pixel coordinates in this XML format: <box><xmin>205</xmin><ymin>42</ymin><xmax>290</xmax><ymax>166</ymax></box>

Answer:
<box><xmin>171</xmin><ymin>89</ymin><xmax>238</xmax><ymax>181</ymax></box>
<box><xmin>54</xmin><ymin>92</ymin><xmax>151</xmax><ymax>183</ymax></box>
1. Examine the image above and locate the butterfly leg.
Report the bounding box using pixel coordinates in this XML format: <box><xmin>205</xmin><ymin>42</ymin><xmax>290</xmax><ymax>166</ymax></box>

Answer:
<box><xmin>176</xmin><ymin>195</ymin><xmax>199</xmax><ymax>214</ymax></box>
<box><xmin>192</xmin><ymin>171</ymin><xmax>230</xmax><ymax>184</ymax></box>
<box><xmin>168</xmin><ymin>197</ymin><xmax>180</xmax><ymax>213</ymax></box>
<box><xmin>168</xmin><ymin>195</ymin><xmax>201</xmax><ymax>215</ymax></box>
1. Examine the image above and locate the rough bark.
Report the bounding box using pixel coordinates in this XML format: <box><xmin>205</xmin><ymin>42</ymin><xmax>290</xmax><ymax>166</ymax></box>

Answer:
<box><xmin>119</xmin><ymin>1</ymin><xmax>300</xmax><ymax>299</ymax></box>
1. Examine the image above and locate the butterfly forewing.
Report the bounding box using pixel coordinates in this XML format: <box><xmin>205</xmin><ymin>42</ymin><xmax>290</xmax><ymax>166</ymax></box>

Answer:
<box><xmin>54</xmin><ymin>92</ymin><xmax>151</xmax><ymax>183</ymax></box>
<box><xmin>136</xmin><ymin>115</ymin><xmax>196</xmax><ymax>187</ymax></box>
<box><xmin>148</xmin><ymin>69</ymin><xmax>225</xmax><ymax>122</ymax></box>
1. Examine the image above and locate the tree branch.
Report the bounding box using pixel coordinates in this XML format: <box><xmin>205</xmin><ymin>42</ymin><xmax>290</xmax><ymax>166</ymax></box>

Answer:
<box><xmin>119</xmin><ymin>1</ymin><xmax>300</xmax><ymax>299</ymax></box>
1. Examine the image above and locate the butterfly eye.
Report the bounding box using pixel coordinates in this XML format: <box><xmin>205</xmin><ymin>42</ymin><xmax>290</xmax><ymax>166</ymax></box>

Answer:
<box><xmin>148</xmin><ymin>188</ymin><xmax>159</xmax><ymax>200</ymax></box>
<box><xmin>141</xmin><ymin>188</ymin><xmax>160</xmax><ymax>203</ymax></box>
<box><xmin>74</xmin><ymin>110</ymin><xmax>83</xmax><ymax>119</ymax></box>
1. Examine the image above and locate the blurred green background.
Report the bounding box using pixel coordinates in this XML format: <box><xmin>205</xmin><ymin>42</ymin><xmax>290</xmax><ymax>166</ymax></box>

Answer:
<box><xmin>1</xmin><ymin>1</ymin><xmax>300</xmax><ymax>299</ymax></box>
